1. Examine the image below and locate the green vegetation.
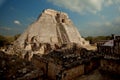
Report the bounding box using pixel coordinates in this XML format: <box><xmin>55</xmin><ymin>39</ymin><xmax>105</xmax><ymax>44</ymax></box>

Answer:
<box><xmin>0</xmin><ymin>34</ymin><xmax>112</xmax><ymax>47</ymax></box>
<box><xmin>14</xmin><ymin>34</ymin><xmax>21</xmax><ymax>40</ymax></box>
<box><xmin>0</xmin><ymin>34</ymin><xmax>21</xmax><ymax>47</ymax></box>
<box><xmin>0</xmin><ymin>35</ymin><xmax>11</xmax><ymax>47</ymax></box>
<box><xmin>85</xmin><ymin>36</ymin><xmax>111</xmax><ymax>44</ymax></box>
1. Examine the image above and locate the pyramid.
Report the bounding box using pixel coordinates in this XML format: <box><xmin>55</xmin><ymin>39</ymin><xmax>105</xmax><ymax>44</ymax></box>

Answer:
<box><xmin>13</xmin><ymin>9</ymin><xmax>90</xmax><ymax>54</ymax></box>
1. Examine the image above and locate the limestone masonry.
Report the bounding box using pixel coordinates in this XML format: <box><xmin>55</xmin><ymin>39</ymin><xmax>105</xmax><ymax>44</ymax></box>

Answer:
<box><xmin>13</xmin><ymin>9</ymin><xmax>90</xmax><ymax>55</ymax></box>
<box><xmin>1</xmin><ymin>9</ymin><xmax>120</xmax><ymax>79</ymax></box>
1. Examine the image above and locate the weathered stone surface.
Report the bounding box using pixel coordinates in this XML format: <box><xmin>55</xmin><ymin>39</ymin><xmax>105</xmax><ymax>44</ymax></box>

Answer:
<box><xmin>12</xmin><ymin>9</ymin><xmax>90</xmax><ymax>56</ymax></box>
<box><xmin>0</xmin><ymin>51</ymin><xmax>44</xmax><ymax>80</ymax></box>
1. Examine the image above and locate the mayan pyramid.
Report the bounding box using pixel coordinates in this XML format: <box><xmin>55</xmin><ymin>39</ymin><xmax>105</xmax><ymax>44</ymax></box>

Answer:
<box><xmin>12</xmin><ymin>9</ymin><xmax>90</xmax><ymax>54</ymax></box>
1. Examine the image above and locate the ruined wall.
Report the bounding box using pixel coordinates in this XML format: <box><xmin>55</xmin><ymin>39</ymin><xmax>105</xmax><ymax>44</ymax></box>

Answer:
<box><xmin>84</xmin><ymin>58</ymin><xmax>100</xmax><ymax>74</ymax></box>
<box><xmin>100</xmin><ymin>59</ymin><xmax>120</xmax><ymax>74</ymax></box>
<box><xmin>31</xmin><ymin>55</ymin><xmax>47</xmax><ymax>74</ymax></box>
<box><xmin>47</xmin><ymin>62</ymin><xmax>62</xmax><ymax>80</ymax></box>
<box><xmin>62</xmin><ymin>65</ymin><xmax>84</xmax><ymax>80</ymax></box>
<box><xmin>47</xmin><ymin>62</ymin><xmax>84</xmax><ymax>80</ymax></box>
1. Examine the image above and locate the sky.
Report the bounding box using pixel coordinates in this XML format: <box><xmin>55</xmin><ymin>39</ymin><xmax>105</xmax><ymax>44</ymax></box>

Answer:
<box><xmin>0</xmin><ymin>0</ymin><xmax>120</xmax><ymax>37</ymax></box>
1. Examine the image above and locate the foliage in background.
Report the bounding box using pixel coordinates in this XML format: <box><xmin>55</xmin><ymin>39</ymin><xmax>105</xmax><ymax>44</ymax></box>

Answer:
<box><xmin>14</xmin><ymin>34</ymin><xmax>21</xmax><ymax>40</ymax></box>
<box><xmin>0</xmin><ymin>35</ymin><xmax>9</xmax><ymax>47</ymax></box>
<box><xmin>0</xmin><ymin>34</ymin><xmax>112</xmax><ymax>47</ymax></box>
<box><xmin>85</xmin><ymin>36</ymin><xmax>111</xmax><ymax>44</ymax></box>
<box><xmin>0</xmin><ymin>34</ymin><xmax>21</xmax><ymax>47</ymax></box>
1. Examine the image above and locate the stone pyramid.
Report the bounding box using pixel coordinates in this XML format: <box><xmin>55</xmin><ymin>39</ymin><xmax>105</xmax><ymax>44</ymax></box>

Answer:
<box><xmin>13</xmin><ymin>9</ymin><xmax>90</xmax><ymax>54</ymax></box>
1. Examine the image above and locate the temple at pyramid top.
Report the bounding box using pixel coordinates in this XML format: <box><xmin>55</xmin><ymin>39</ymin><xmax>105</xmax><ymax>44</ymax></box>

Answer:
<box><xmin>14</xmin><ymin>9</ymin><xmax>90</xmax><ymax>52</ymax></box>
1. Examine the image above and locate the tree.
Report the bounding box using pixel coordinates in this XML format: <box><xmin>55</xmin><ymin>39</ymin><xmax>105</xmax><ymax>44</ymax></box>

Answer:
<box><xmin>85</xmin><ymin>36</ymin><xmax>93</xmax><ymax>44</ymax></box>
<box><xmin>14</xmin><ymin>34</ymin><xmax>21</xmax><ymax>40</ymax></box>
<box><xmin>0</xmin><ymin>35</ymin><xmax>9</xmax><ymax>47</ymax></box>
<box><xmin>85</xmin><ymin>35</ymin><xmax>112</xmax><ymax>44</ymax></box>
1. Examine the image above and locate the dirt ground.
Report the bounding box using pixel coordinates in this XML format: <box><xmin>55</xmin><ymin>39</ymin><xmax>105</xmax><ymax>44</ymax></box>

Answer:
<box><xmin>74</xmin><ymin>69</ymin><xmax>120</xmax><ymax>80</ymax></box>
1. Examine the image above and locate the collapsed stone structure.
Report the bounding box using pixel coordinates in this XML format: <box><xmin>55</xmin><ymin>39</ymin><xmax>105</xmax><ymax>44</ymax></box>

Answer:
<box><xmin>97</xmin><ymin>35</ymin><xmax>120</xmax><ymax>75</ymax></box>
<box><xmin>1</xmin><ymin>8</ymin><xmax>120</xmax><ymax>80</ymax></box>
<box><xmin>31</xmin><ymin>48</ymin><xmax>100</xmax><ymax>80</ymax></box>
<box><xmin>11</xmin><ymin>9</ymin><xmax>90</xmax><ymax>56</ymax></box>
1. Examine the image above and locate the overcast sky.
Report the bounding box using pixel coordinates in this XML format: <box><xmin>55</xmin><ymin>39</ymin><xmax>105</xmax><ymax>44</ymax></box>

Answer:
<box><xmin>0</xmin><ymin>0</ymin><xmax>120</xmax><ymax>37</ymax></box>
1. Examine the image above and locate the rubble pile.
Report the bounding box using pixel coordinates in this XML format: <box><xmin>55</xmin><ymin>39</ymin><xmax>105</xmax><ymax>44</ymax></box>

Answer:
<box><xmin>0</xmin><ymin>9</ymin><xmax>120</xmax><ymax>80</ymax></box>
<box><xmin>43</xmin><ymin>47</ymin><xmax>100</xmax><ymax>68</ymax></box>
<box><xmin>0</xmin><ymin>51</ymin><xmax>43</xmax><ymax>80</ymax></box>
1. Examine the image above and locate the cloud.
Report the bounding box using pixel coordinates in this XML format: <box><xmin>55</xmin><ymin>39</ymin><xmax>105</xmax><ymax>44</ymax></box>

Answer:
<box><xmin>0</xmin><ymin>27</ymin><xmax>11</xmax><ymax>31</ymax></box>
<box><xmin>118</xmin><ymin>7</ymin><xmax>120</xmax><ymax>11</ymax></box>
<box><xmin>14</xmin><ymin>20</ymin><xmax>21</xmax><ymax>25</ymax></box>
<box><xmin>87</xmin><ymin>17</ymin><xmax>120</xmax><ymax>28</ymax></box>
<box><xmin>104</xmin><ymin>0</ymin><xmax>113</xmax><ymax>6</ymax></box>
<box><xmin>87</xmin><ymin>22</ymin><xmax>102</xmax><ymax>27</ymax></box>
<box><xmin>48</xmin><ymin>0</ymin><xmax>103</xmax><ymax>14</ymax></box>
<box><xmin>27</xmin><ymin>17</ymin><xmax>36</xmax><ymax>22</ymax></box>
<box><xmin>105</xmin><ymin>21</ymin><xmax>112</xmax><ymax>27</ymax></box>
<box><xmin>48</xmin><ymin>0</ymin><xmax>120</xmax><ymax>14</ymax></box>
<box><xmin>85</xmin><ymin>17</ymin><xmax>120</xmax><ymax>36</ymax></box>
<box><xmin>112</xmin><ymin>17</ymin><xmax>120</xmax><ymax>27</ymax></box>
<box><xmin>0</xmin><ymin>0</ymin><xmax>6</xmax><ymax>7</ymax></box>
<box><xmin>116</xmin><ymin>0</ymin><xmax>120</xmax><ymax>3</ymax></box>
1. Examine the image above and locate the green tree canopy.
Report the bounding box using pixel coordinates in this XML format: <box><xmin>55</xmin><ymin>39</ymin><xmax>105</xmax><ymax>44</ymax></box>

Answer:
<box><xmin>0</xmin><ymin>35</ymin><xmax>9</xmax><ymax>47</ymax></box>
<box><xmin>85</xmin><ymin>36</ymin><xmax>111</xmax><ymax>44</ymax></box>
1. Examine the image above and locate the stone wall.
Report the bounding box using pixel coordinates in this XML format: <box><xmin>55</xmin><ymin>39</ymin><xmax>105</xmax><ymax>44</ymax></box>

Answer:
<box><xmin>31</xmin><ymin>55</ymin><xmax>47</xmax><ymax>75</ymax></box>
<box><xmin>62</xmin><ymin>64</ymin><xmax>84</xmax><ymax>80</ymax></box>
<box><xmin>84</xmin><ymin>58</ymin><xmax>100</xmax><ymax>74</ymax></box>
<box><xmin>100</xmin><ymin>59</ymin><xmax>120</xmax><ymax>74</ymax></box>
<box><xmin>12</xmin><ymin>9</ymin><xmax>91</xmax><ymax>56</ymax></box>
<box><xmin>47</xmin><ymin>62</ymin><xmax>62</xmax><ymax>80</ymax></box>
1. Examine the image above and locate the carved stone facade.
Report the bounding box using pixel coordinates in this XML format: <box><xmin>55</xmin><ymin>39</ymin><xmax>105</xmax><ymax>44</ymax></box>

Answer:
<box><xmin>12</xmin><ymin>9</ymin><xmax>90</xmax><ymax>56</ymax></box>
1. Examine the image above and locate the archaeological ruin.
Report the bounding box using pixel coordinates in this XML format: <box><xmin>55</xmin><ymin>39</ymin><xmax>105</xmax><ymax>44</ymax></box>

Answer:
<box><xmin>12</xmin><ymin>9</ymin><xmax>90</xmax><ymax>55</ymax></box>
<box><xmin>0</xmin><ymin>9</ymin><xmax>120</xmax><ymax>80</ymax></box>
